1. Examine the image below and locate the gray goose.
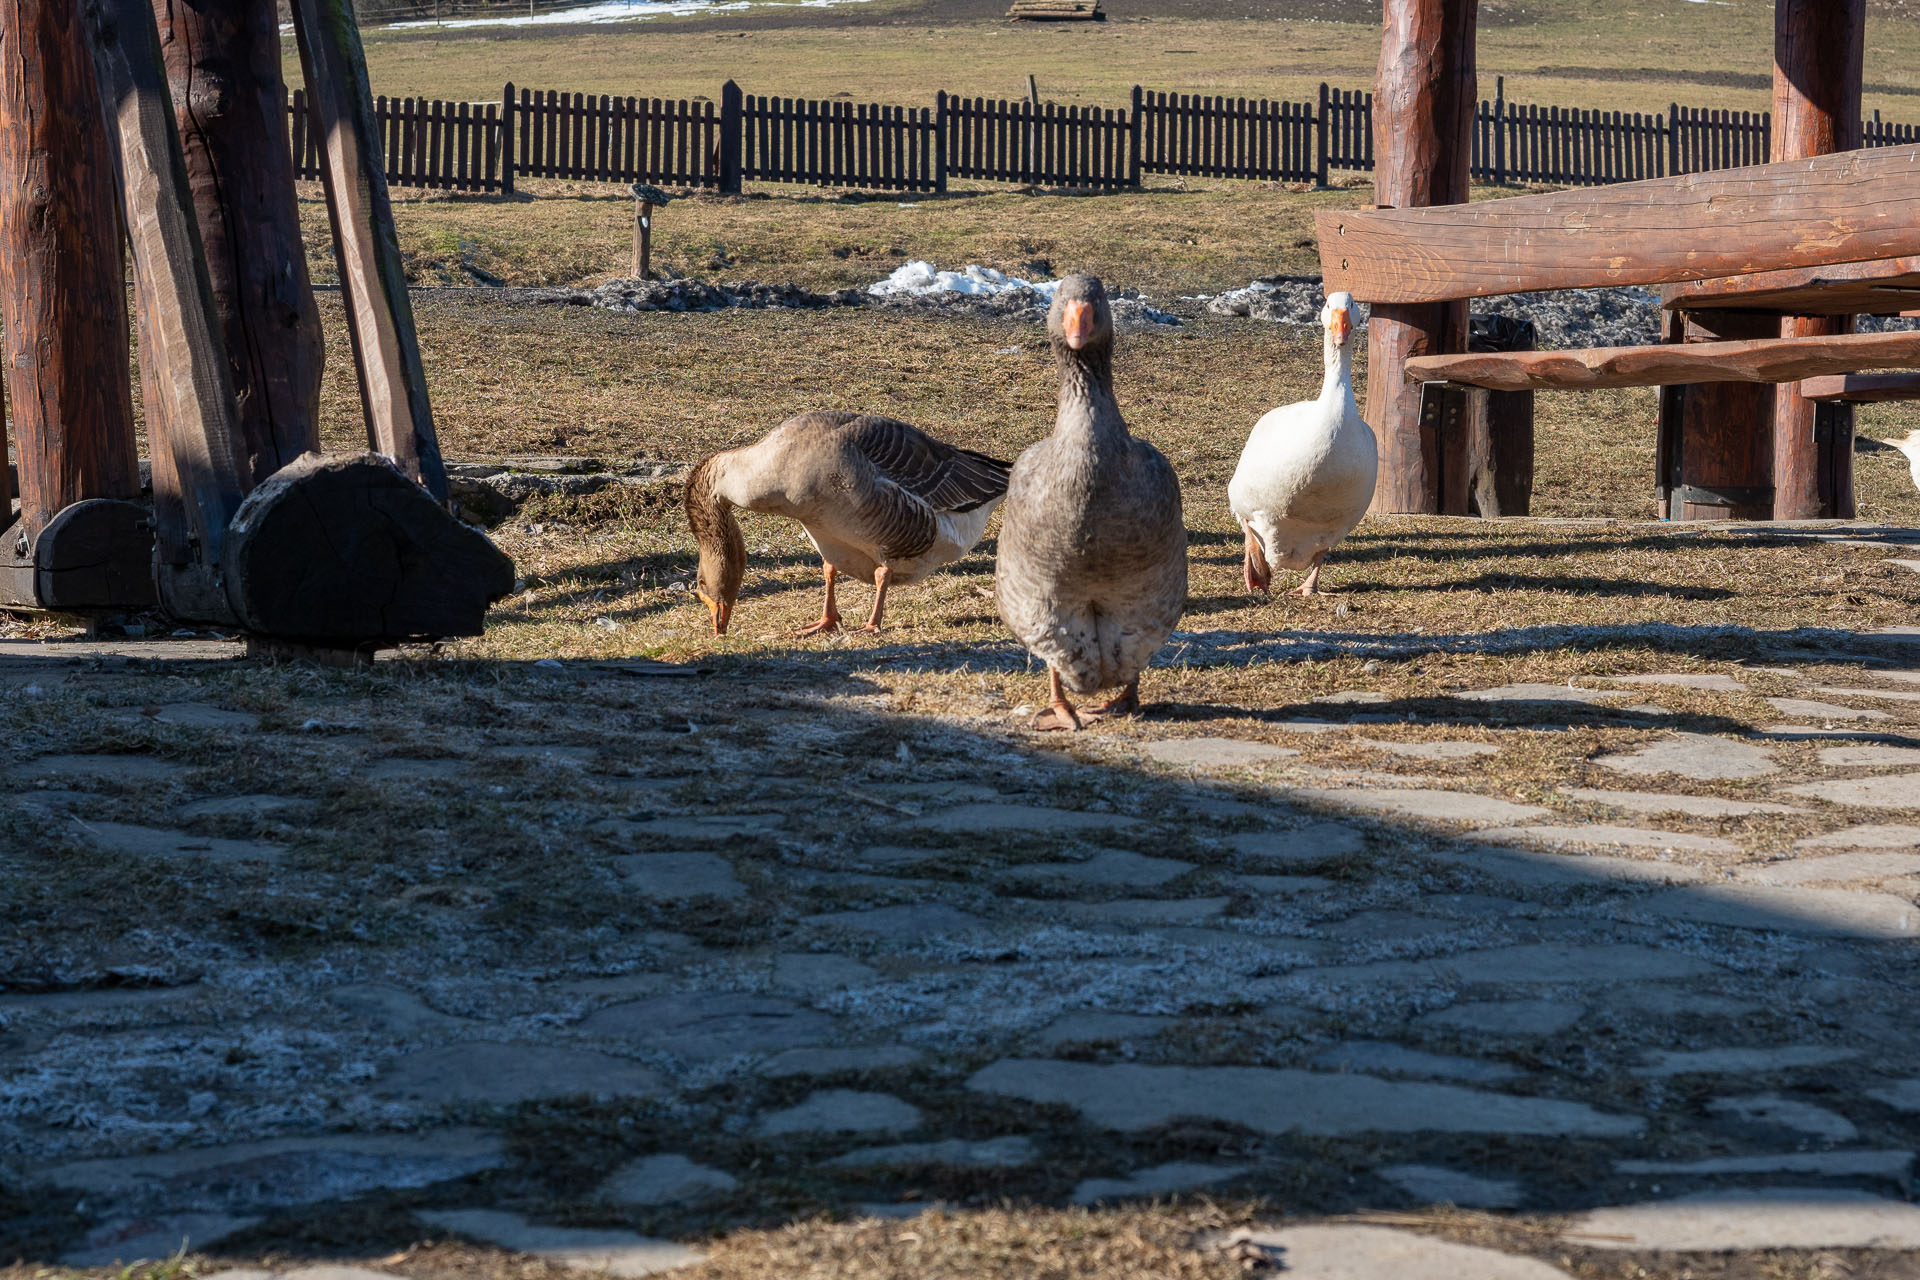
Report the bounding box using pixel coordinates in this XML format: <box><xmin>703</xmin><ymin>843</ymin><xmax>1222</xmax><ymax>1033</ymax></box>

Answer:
<box><xmin>994</xmin><ymin>275</ymin><xmax>1188</xmax><ymax>731</ymax></box>
<box><xmin>684</xmin><ymin>411</ymin><xmax>1011</xmax><ymax>635</ymax></box>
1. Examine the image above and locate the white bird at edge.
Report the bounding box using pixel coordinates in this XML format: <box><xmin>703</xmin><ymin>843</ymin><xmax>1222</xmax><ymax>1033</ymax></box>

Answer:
<box><xmin>1228</xmin><ymin>290</ymin><xmax>1377</xmax><ymax>597</ymax></box>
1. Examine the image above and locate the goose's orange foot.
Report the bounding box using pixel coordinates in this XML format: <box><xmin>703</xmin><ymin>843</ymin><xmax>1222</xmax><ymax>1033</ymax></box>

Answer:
<box><xmin>1243</xmin><ymin>530</ymin><xmax>1272</xmax><ymax>597</ymax></box>
<box><xmin>1033</xmin><ymin>702</ymin><xmax>1083</xmax><ymax>732</ymax></box>
<box><xmin>794</xmin><ymin>614</ymin><xmax>841</xmax><ymax>636</ymax></box>
<box><xmin>851</xmin><ymin>622</ymin><xmax>884</xmax><ymax>634</ymax></box>
<box><xmin>1085</xmin><ymin>682</ymin><xmax>1141</xmax><ymax>720</ymax></box>
<box><xmin>1291</xmin><ymin>561</ymin><xmax>1325</xmax><ymax>597</ymax></box>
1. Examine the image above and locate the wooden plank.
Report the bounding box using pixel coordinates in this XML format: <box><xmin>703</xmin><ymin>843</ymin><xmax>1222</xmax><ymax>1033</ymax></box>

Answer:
<box><xmin>1318</xmin><ymin>142</ymin><xmax>1920</xmax><ymax>304</ymax></box>
<box><xmin>1</xmin><ymin>0</ymin><xmax>144</xmax><ymax>540</ymax></box>
<box><xmin>1408</xmin><ymin>328</ymin><xmax>1920</xmax><ymax>391</ymax></box>
<box><xmin>1663</xmin><ymin>256</ymin><xmax>1920</xmax><ymax>316</ymax></box>
<box><xmin>151</xmin><ymin>0</ymin><xmax>323</xmax><ymax>486</ymax></box>
<box><xmin>81</xmin><ymin>0</ymin><xmax>252</xmax><ymax>578</ymax></box>
<box><xmin>290</xmin><ymin>0</ymin><xmax>449</xmax><ymax>501</ymax></box>
<box><xmin>1797</xmin><ymin>372</ymin><xmax>1920</xmax><ymax>403</ymax></box>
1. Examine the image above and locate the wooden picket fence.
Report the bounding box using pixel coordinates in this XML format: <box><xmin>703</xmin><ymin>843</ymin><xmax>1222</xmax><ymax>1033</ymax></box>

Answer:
<box><xmin>286</xmin><ymin>82</ymin><xmax>1917</xmax><ymax>197</ymax></box>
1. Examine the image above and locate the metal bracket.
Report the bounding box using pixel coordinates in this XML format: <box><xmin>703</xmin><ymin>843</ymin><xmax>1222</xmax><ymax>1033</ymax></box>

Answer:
<box><xmin>1418</xmin><ymin>381</ymin><xmax>1469</xmax><ymax>435</ymax></box>
<box><xmin>1813</xmin><ymin>400</ymin><xmax>1851</xmax><ymax>445</ymax></box>
<box><xmin>1674</xmin><ymin>483</ymin><xmax>1774</xmax><ymax>508</ymax></box>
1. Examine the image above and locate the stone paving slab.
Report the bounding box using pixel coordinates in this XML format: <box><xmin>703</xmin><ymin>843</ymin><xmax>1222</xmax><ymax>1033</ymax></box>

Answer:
<box><xmin>73</xmin><ymin>821</ymin><xmax>287</xmax><ymax>865</ymax></box>
<box><xmin>1597</xmin><ymin>673</ymin><xmax>1747</xmax><ymax>692</ymax></box>
<box><xmin>601</xmin><ymin>1154</ymin><xmax>739</xmax><ymax>1205</ymax></box>
<box><xmin>1293</xmin><ymin>943</ymin><xmax>1718</xmax><ymax>988</ymax></box>
<box><xmin>61</xmin><ymin>1213</ymin><xmax>261</xmax><ymax>1267</ymax></box>
<box><xmin>1786</xmin><ymin>772</ymin><xmax>1920</xmax><ymax>809</ymax></box>
<box><xmin>1795</xmin><ymin>823</ymin><xmax>1920</xmax><ymax>848</ymax></box>
<box><xmin>896</xmin><ymin>803</ymin><xmax>1144</xmax><ymax>834</ymax></box>
<box><xmin>580</xmin><ymin>993</ymin><xmax>837</xmax><ymax>1060</ymax></box>
<box><xmin>1594</xmin><ymin>734</ymin><xmax>1780</xmax><ymax>780</ymax></box>
<box><xmin>1868</xmin><ymin>1080</ymin><xmax>1920</xmax><ymax>1112</ymax></box>
<box><xmin>1056</xmin><ymin>897</ymin><xmax>1235</xmax><ymax>924</ymax></box>
<box><xmin>1309</xmin><ymin>1040</ymin><xmax>1520</xmax><ymax>1084</ymax></box>
<box><xmin>1738</xmin><ymin>851</ymin><xmax>1920</xmax><ymax>885</ymax></box>
<box><xmin>1818</xmin><ymin>686</ymin><xmax>1920</xmax><ymax>703</ymax></box>
<box><xmin>827</xmin><ymin>1136</ymin><xmax>1038</xmax><ymax>1169</ymax></box>
<box><xmin>1766</xmin><ymin>698</ymin><xmax>1895</xmax><ymax>722</ymax></box>
<box><xmin>804</xmin><ymin>904</ymin><xmax>985</xmax><ymax>939</ymax></box>
<box><xmin>1224</xmin><ymin>1225</ymin><xmax>1570</xmax><ymax>1278</ymax></box>
<box><xmin>1707</xmin><ymin>1092</ymin><xmax>1857</xmax><ymax>1141</ymax></box>
<box><xmin>1479</xmin><ymin>824</ymin><xmax>1741</xmax><ymax>855</ymax></box>
<box><xmin>1141</xmin><ymin>738</ymin><xmax>1298</xmax><ymax>767</ymax></box>
<box><xmin>1416</xmin><ymin>1000</ymin><xmax>1586</xmax><ymax>1037</ymax></box>
<box><xmin>1378</xmin><ymin>1164</ymin><xmax>1522</xmax><ymax>1208</ymax></box>
<box><xmin>1613</xmin><ymin>1150</ymin><xmax>1912</xmax><ymax>1178</ymax></box>
<box><xmin>379</xmin><ymin>1043</ymin><xmax>664</xmax><ymax>1105</ymax></box>
<box><xmin>1226</xmin><ymin>822</ymin><xmax>1367</xmax><ymax>863</ymax></box>
<box><xmin>176</xmin><ymin>794</ymin><xmax>307</xmax><ymax>819</ymax></box>
<box><xmin>146</xmin><ymin>703</ymin><xmax>263</xmax><ymax>730</ymax></box>
<box><xmin>22</xmin><ymin>754</ymin><xmax>193</xmax><ymax>783</ymax></box>
<box><xmin>613</xmin><ymin>851</ymin><xmax>745</xmax><ymax>899</ymax></box>
<box><xmin>1285</xmin><ymin>789</ymin><xmax>1550</xmax><ymax>826</ymax></box>
<box><xmin>757</xmin><ymin>1090</ymin><xmax>921</xmax><ymax>1136</ymax></box>
<box><xmin>755</xmin><ymin>1045</ymin><xmax>924</xmax><ymax>1078</ymax></box>
<box><xmin>1354</xmin><ymin>738</ymin><xmax>1501</xmax><ymax>760</ymax></box>
<box><xmin>1071</xmin><ymin>1161</ymin><xmax>1246</xmax><ymax>1204</ymax></box>
<box><xmin>967</xmin><ymin>1059</ymin><xmax>1642</xmax><ymax>1137</ymax></box>
<box><xmin>1569</xmin><ymin>1189</ymin><xmax>1920</xmax><ymax>1251</ymax></box>
<box><xmin>1559</xmin><ymin>788</ymin><xmax>1800</xmax><ymax>818</ymax></box>
<box><xmin>1632</xmin><ymin>1046</ymin><xmax>1858</xmax><ymax>1076</ymax></box>
<box><xmin>419</xmin><ymin>1209</ymin><xmax>700</xmax><ymax>1277</ymax></box>
<box><xmin>1036</xmin><ymin>1011</ymin><xmax>1173</xmax><ymax>1047</ymax></box>
<box><xmin>1455</xmin><ymin>683</ymin><xmax>1625</xmax><ymax>705</ymax></box>
<box><xmin>1819</xmin><ymin>745</ymin><xmax>1920</xmax><ymax>766</ymax></box>
<box><xmin>1633</xmin><ymin>884</ymin><xmax>1918</xmax><ymax>939</ymax></box>
<box><xmin>999</xmin><ymin>849</ymin><xmax>1195</xmax><ymax>888</ymax></box>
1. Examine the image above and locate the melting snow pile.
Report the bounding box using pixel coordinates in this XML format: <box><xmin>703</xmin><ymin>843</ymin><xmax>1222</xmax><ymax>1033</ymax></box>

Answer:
<box><xmin>867</xmin><ymin>261</ymin><xmax>1180</xmax><ymax>325</ymax></box>
<box><xmin>1205</xmin><ymin>276</ymin><xmax>1662</xmax><ymax>348</ymax></box>
<box><xmin>389</xmin><ymin>0</ymin><xmax>865</xmax><ymax>29</ymax></box>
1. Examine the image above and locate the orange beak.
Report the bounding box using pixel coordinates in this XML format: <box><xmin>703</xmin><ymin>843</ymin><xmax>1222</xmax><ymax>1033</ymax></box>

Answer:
<box><xmin>698</xmin><ymin>590</ymin><xmax>731</xmax><ymax>636</ymax></box>
<box><xmin>1329</xmin><ymin>307</ymin><xmax>1352</xmax><ymax>346</ymax></box>
<box><xmin>1061</xmin><ymin>299</ymin><xmax>1094</xmax><ymax>350</ymax></box>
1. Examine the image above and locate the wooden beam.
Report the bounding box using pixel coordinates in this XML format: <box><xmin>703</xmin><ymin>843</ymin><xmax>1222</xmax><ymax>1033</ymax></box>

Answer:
<box><xmin>1364</xmin><ymin>0</ymin><xmax>1476</xmax><ymax>516</ymax></box>
<box><xmin>0</xmin><ymin>0</ymin><xmax>143</xmax><ymax>539</ymax></box>
<box><xmin>81</xmin><ymin>0</ymin><xmax>254</xmax><ymax>587</ymax></box>
<box><xmin>289</xmin><ymin>0</ymin><xmax>449</xmax><ymax>502</ymax></box>
<box><xmin>1798</xmin><ymin>372</ymin><xmax>1920</xmax><ymax>403</ymax></box>
<box><xmin>1406</xmin><ymin>329</ymin><xmax>1920</xmax><ymax>391</ymax></box>
<box><xmin>1316</xmin><ymin>142</ymin><xmax>1920</xmax><ymax>304</ymax></box>
<box><xmin>151</xmin><ymin>0</ymin><xmax>324</xmax><ymax>484</ymax></box>
<box><xmin>1662</xmin><ymin>256</ymin><xmax>1920</xmax><ymax>315</ymax></box>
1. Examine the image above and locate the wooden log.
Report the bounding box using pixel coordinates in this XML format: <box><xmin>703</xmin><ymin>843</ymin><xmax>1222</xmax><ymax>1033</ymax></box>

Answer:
<box><xmin>1365</xmin><ymin>0</ymin><xmax>1476</xmax><ymax>515</ymax></box>
<box><xmin>81</xmin><ymin>0</ymin><xmax>253</xmax><ymax>616</ymax></box>
<box><xmin>1464</xmin><ymin>315</ymin><xmax>1534</xmax><ymax>517</ymax></box>
<box><xmin>0</xmin><ymin>0</ymin><xmax>143</xmax><ymax>540</ymax></box>
<box><xmin>225</xmin><ymin>453</ymin><xmax>514</xmax><ymax>643</ymax></box>
<box><xmin>289</xmin><ymin>0</ymin><xmax>450</xmax><ymax>502</ymax></box>
<box><xmin>0</xmin><ymin>501</ymin><xmax>158</xmax><ymax>611</ymax></box>
<box><xmin>150</xmin><ymin>0</ymin><xmax>324</xmax><ymax>485</ymax></box>
<box><xmin>1406</xmin><ymin>328</ymin><xmax>1920</xmax><ymax>391</ymax></box>
<box><xmin>1663</xmin><ymin>309</ymin><xmax>1776</xmax><ymax>521</ymax></box>
<box><xmin>1662</xmin><ymin>256</ymin><xmax>1920</xmax><ymax>316</ymax></box>
<box><xmin>1797</xmin><ymin>372</ymin><xmax>1920</xmax><ymax>403</ymax></box>
<box><xmin>1772</xmin><ymin>0</ymin><xmax>1864</xmax><ymax>521</ymax></box>
<box><xmin>1316</xmin><ymin>142</ymin><xmax>1920</xmax><ymax>304</ymax></box>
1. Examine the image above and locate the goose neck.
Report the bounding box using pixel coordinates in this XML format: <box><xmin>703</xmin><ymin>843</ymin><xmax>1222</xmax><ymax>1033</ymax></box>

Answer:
<box><xmin>1055</xmin><ymin>343</ymin><xmax>1126</xmax><ymax>446</ymax></box>
<box><xmin>1321</xmin><ymin>332</ymin><xmax>1355</xmax><ymax>403</ymax></box>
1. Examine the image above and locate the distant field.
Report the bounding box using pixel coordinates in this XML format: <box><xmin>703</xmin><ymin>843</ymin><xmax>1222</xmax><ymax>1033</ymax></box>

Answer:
<box><xmin>333</xmin><ymin>0</ymin><xmax>1920</xmax><ymax>122</ymax></box>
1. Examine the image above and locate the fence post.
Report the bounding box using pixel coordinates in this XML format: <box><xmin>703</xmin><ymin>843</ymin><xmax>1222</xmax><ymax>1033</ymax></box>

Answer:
<box><xmin>1666</xmin><ymin>101</ymin><xmax>1679</xmax><ymax>175</ymax></box>
<box><xmin>1315</xmin><ymin>82</ymin><xmax>1329</xmax><ymax>186</ymax></box>
<box><xmin>719</xmin><ymin>79</ymin><xmax>743</xmax><ymax>193</ymax></box>
<box><xmin>1492</xmin><ymin>75</ymin><xmax>1505</xmax><ymax>185</ymax></box>
<box><xmin>935</xmin><ymin>90</ymin><xmax>948</xmax><ymax>193</ymax></box>
<box><xmin>500</xmin><ymin>81</ymin><xmax>515</xmax><ymax>193</ymax></box>
<box><xmin>1128</xmin><ymin>85</ymin><xmax>1142</xmax><ymax>186</ymax></box>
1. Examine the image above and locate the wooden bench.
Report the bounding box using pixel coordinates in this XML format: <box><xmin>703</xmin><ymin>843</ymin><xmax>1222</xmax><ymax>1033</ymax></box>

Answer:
<box><xmin>1798</xmin><ymin>372</ymin><xmax>1920</xmax><ymax>403</ymax></box>
<box><xmin>1007</xmin><ymin>0</ymin><xmax>1102</xmax><ymax>18</ymax></box>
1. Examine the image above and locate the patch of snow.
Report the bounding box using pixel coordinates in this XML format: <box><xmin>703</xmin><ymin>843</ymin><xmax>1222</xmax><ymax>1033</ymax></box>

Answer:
<box><xmin>867</xmin><ymin>261</ymin><xmax>1061</xmax><ymax>300</ymax></box>
<box><xmin>387</xmin><ymin>0</ymin><xmax>868</xmax><ymax>30</ymax></box>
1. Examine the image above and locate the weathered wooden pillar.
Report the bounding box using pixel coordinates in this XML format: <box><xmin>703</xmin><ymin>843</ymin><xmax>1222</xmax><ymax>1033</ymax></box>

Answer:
<box><xmin>0</xmin><ymin>0</ymin><xmax>142</xmax><ymax>538</ymax></box>
<box><xmin>1660</xmin><ymin>310</ymin><xmax>1778</xmax><ymax>520</ymax></box>
<box><xmin>1365</xmin><ymin>0</ymin><xmax>1477</xmax><ymax>514</ymax></box>
<box><xmin>1772</xmin><ymin>0</ymin><xmax>1863</xmax><ymax>519</ymax></box>
<box><xmin>151</xmin><ymin>0</ymin><xmax>324</xmax><ymax>485</ymax></box>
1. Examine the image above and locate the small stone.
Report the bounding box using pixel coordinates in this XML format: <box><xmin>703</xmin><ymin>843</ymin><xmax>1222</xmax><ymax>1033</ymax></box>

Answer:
<box><xmin>1312</xmin><ymin>690</ymin><xmax>1389</xmax><ymax>704</ymax></box>
<box><xmin>420</xmin><ymin>1208</ymin><xmax>700</xmax><ymax>1277</ymax></box>
<box><xmin>1355</xmin><ymin>738</ymin><xmax>1500</xmax><ymax>760</ymax></box>
<box><xmin>897</xmin><ymin>802</ymin><xmax>1144</xmax><ymax>834</ymax></box>
<box><xmin>827</xmin><ymin>1136</ymin><xmax>1037</xmax><ymax>1169</ymax></box>
<box><xmin>1310</xmin><ymin>1040</ymin><xmax>1520</xmax><ymax>1084</ymax></box>
<box><xmin>1633</xmin><ymin>1045</ymin><xmax>1858</xmax><ymax>1076</ymax></box>
<box><xmin>1595</xmin><ymin>734</ymin><xmax>1779</xmax><ymax>780</ymax></box>
<box><xmin>582</xmin><ymin>993</ymin><xmax>836</xmax><ymax>1061</ymax></box>
<box><xmin>380</xmin><ymin>1043</ymin><xmax>663</xmax><ymax>1104</ymax></box>
<box><xmin>1288</xmin><ymin>788</ymin><xmax>1551</xmax><ymax>826</ymax></box>
<box><xmin>1705</xmin><ymin>1093</ymin><xmax>1858</xmax><ymax>1142</ymax></box>
<box><xmin>1766</xmin><ymin>698</ymin><xmax>1893</xmax><ymax>722</ymax></box>
<box><xmin>756</xmin><ymin>1045</ymin><xmax>924</xmax><ymax>1078</ymax></box>
<box><xmin>61</xmin><ymin>1215</ymin><xmax>260</xmax><ymax>1267</ymax></box>
<box><xmin>1141</xmin><ymin>738</ymin><xmax>1298</xmax><ymax>767</ymax></box>
<box><xmin>770</xmin><ymin>953</ymin><xmax>882</xmax><ymax>993</ymax></box>
<box><xmin>1560</xmin><ymin>788</ymin><xmax>1799</xmax><ymax>817</ymax></box>
<box><xmin>1787</xmin><ymin>773</ymin><xmax>1920</xmax><ymax>810</ymax></box>
<box><xmin>1001</xmin><ymin>848</ymin><xmax>1194</xmax><ymax>888</ymax></box>
<box><xmin>1416</xmin><ymin>1000</ymin><xmax>1586</xmax><ymax>1037</ymax></box>
<box><xmin>601</xmin><ymin>1154</ymin><xmax>738</xmax><ymax>1206</ymax></box>
<box><xmin>1819</xmin><ymin>745</ymin><xmax>1920</xmax><ymax>766</ymax></box>
<box><xmin>1636</xmin><ymin>884</ymin><xmax>1917</xmax><ymax>939</ymax></box>
<box><xmin>613</xmin><ymin>851</ymin><xmax>744</xmax><ymax>899</ymax></box>
<box><xmin>1228</xmin><ymin>822</ymin><xmax>1366</xmax><ymax>863</ymax></box>
<box><xmin>1598</xmin><ymin>673</ymin><xmax>1746</xmax><ymax>692</ymax></box>
<box><xmin>1796</xmin><ymin>824</ymin><xmax>1920</xmax><ymax>849</ymax></box>
<box><xmin>1071</xmin><ymin>1160</ymin><xmax>1246</xmax><ymax>1204</ymax></box>
<box><xmin>176</xmin><ymin>794</ymin><xmax>305</xmax><ymax>819</ymax></box>
<box><xmin>757</xmin><ymin>1089</ymin><xmax>921</xmax><ymax>1136</ymax></box>
<box><xmin>1738</xmin><ymin>852</ymin><xmax>1920</xmax><ymax>884</ymax></box>
<box><xmin>1224</xmin><ymin>1225</ymin><xmax>1569</xmax><ymax>1278</ymax></box>
<box><xmin>1478</xmin><ymin>824</ymin><xmax>1740</xmax><ymax>854</ymax></box>
<box><xmin>1568</xmin><ymin>1189</ymin><xmax>1920</xmax><ymax>1252</ymax></box>
<box><xmin>1378</xmin><ymin>1164</ymin><xmax>1522</xmax><ymax>1208</ymax></box>
<box><xmin>1035</xmin><ymin>1011</ymin><xmax>1173</xmax><ymax>1047</ymax></box>
<box><xmin>804</xmin><ymin>904</ymin><xmax>983</xmax><ymax>940</ymax></box>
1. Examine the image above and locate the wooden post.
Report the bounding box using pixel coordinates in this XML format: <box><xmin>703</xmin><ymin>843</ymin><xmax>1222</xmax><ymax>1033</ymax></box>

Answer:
<box><xmin>1771</xmin><ymin>0</ymin><xmax>1864</xmax><ymax>519</ymax></box>
<box><xmin>289</xmin><ymin>0</ymin><xmax>449</xmax><ymax>502</ymax></box>
<box><xmin>632</xmin><ymin>197</ymin><xmax>653</xmax><ymax>279</ymax></box>
<box><xmin>500</xmin><ymin>81</ymin><xmax>515</xmax><ymax>194</ymax></box>
<box><xmin>0</xmin><ymin>0</ymin><xmax>143</xmax><ymax>539</ymax></box>
<box><xmin>1315</xmin><ymin>82</ymin><xmax>1329</xmax><ymax>187</ymax></box>
<box><xmin>150</xmin><ymin>0</ymin><xmax>323</xmax><ymax>487</ymax></box>
<box><xmin>1665</xmin><ymin>310</ymin><xmax>1776</xmax><ymax>520</ymax></box>
<box><xmin>1364</xmin><ymin>0</ymin><xmax>1477</xmax><ymax>514</ymax></box>
<box><xmin>719</xmin><ymin>79</ymin><xmax>743</xmax><ymax>194</ymax></box>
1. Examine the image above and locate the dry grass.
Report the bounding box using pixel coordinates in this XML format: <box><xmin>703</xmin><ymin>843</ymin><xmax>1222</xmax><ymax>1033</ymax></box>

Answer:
<box><xmin>338</xmin><ymin>0</ymin><xmax>1920</xmax><ymax>120</ymax></box>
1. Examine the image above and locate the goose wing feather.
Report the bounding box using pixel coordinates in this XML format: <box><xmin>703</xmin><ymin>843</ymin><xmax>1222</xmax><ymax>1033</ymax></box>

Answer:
<box><xmin>842</xmin><ymin>415</ymin><xmax>1012</xmax><ymax>514</ymax></box>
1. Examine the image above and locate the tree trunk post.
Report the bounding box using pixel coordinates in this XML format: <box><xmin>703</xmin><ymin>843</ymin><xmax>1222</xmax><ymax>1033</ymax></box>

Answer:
<box><xmin>1364</xmin><ymin>0</ymin><xmax>1477</xmax><ymax>515</ymax></box>
<box><xmin>1666</xmin><ymin>310</ymin><xmax>1778</xmax><ymax>520</ymax></box>
<box><xmin>632</xmin><ymin>197</ymin><xmax>652</xmax><ymax>279</ymax></box>
<box><xmin>1772</xmin><ymin>0</ymin><xmax>1864</xmax><ymax>519</ymax></box>
<box><xmin>0</xmin><ymin>0</ymin><xmax>143</xmax><ymax>540</ymax></box>
<box><xmin>150</xmin><ymin>0</ymin><xmax>323</xmax><ymax>488</ymax></box>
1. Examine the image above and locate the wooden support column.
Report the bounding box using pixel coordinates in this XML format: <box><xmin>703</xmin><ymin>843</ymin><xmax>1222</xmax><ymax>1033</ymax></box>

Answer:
<box><xmin>151</xmin><ymin>0</ymin><xmax>323</xmax><ymax>485</ymax></box>
<box><xmin>1664</xmin><ymin>311</ymin><xmax>1777</xmax><ymax>520</ymax></box>
<box><xmin>1365</xmin><ymin>0</ymin><xmax>1476</xmax><ymax>514</ymax></box>
<box><xmin>0</xmin><ymin>0</ymin><xmax>142</xmax><ymax>538</ymax></box>
<box><xmin>1772</xmin><ymin>0</ymin><xmax>1864</xmax><ymax>519</ymax></box>
<box><xmin>290</xmin><ymin>0</ymin><xmax>449</xmax><ymax>502</ymax></box>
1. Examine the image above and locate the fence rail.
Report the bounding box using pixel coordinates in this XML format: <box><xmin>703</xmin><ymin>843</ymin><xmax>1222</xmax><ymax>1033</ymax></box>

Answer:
<box><xmin>286</xmin><ymin>81</ymin><xmax>1918</xmax><ymax>200</ymax></box>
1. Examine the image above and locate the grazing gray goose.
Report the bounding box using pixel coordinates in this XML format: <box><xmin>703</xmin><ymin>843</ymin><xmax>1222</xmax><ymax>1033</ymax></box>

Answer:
<box><xmin>995</xmin><ymin>275</ymin><xmax>1188</xmax><ymax>731</ymax></box>
<box><xmin>684</xmin><ymin>410</ymin><xmax>1011</xmax><ymax>636</ymax></box>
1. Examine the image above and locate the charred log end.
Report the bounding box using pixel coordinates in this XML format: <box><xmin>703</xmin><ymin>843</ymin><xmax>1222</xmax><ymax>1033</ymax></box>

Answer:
<box><xmin>0</xmin><ymin>500</ymin><xmax>158</xmax><ymax>611</ymax></box>
<box><xmin>224</xmin><ymin>452</ymin><xmax>515</xmax><ymax>645</ymax></box>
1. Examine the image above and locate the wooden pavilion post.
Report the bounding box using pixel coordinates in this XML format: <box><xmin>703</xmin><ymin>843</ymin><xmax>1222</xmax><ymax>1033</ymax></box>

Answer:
<box><xmin>1364</xmin><ymin>0</ymin><xmax>1477</xmax><ymax>514</ymax></box>
<box><xmin>150</xmin><ymin>0</ymin><xmax>324</xmax><ymax>486</ymax></box>
<box><xmin>1772</xmin><ymin>0</ymin><xmax>1864</xmax><ymax>519</ymax></box>
<box><xmin>0</xmin><ymin>0</ymin><xmax>143</xmax><ymax>539</ymax></box>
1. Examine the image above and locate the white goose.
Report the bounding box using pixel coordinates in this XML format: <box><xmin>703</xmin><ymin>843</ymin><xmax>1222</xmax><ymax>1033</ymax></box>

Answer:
<box><xmin>1891</xmin><ymin>430</ymin><xmax>1920</xmax><ymax>494</ymax></box>
<box><xmin>1228</xmin><ymin>291</ymin><xmax>1376</xmax><ymax>596</ymax></box>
